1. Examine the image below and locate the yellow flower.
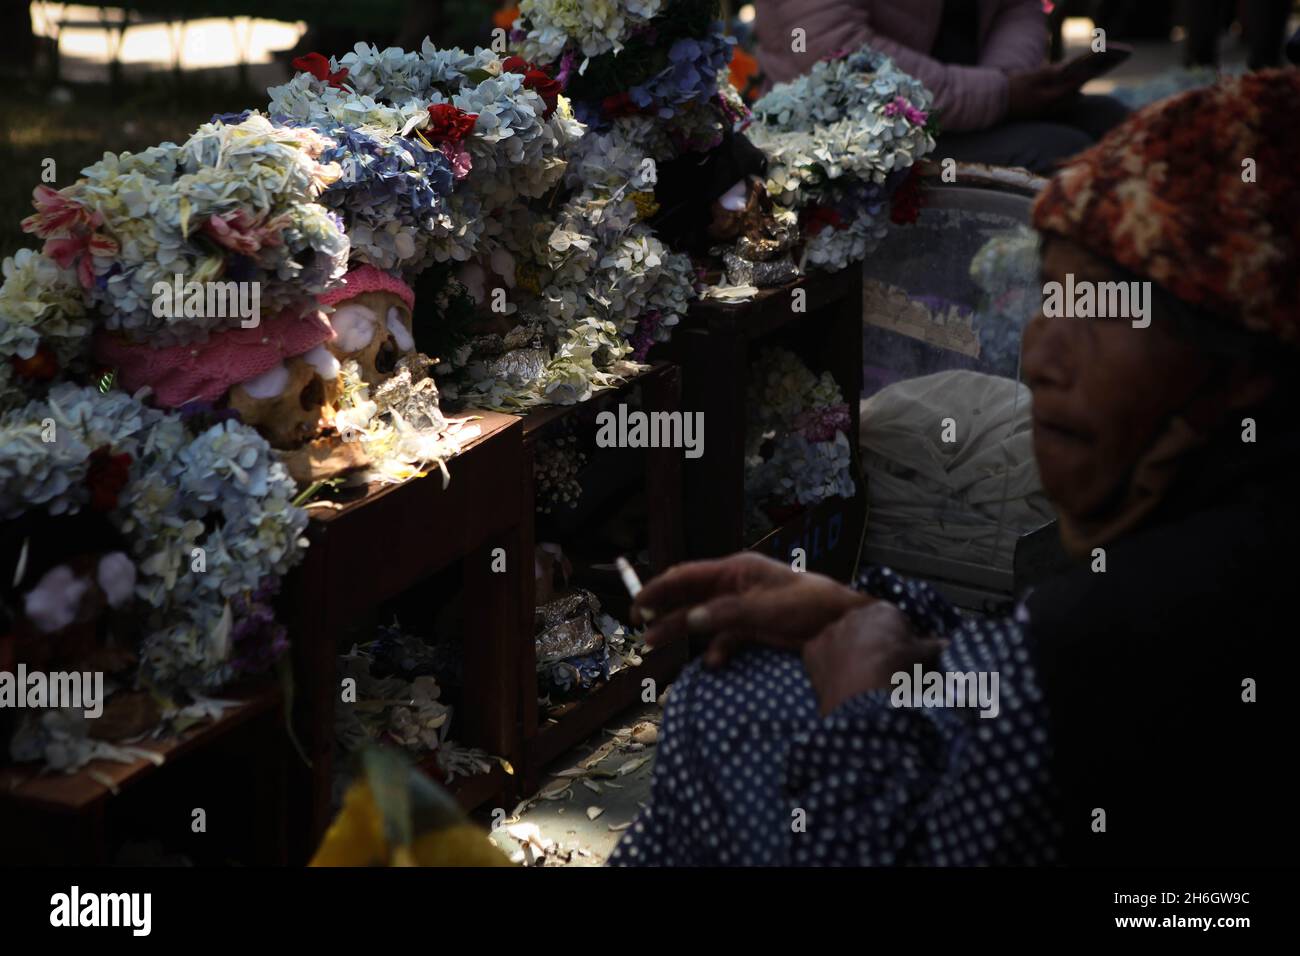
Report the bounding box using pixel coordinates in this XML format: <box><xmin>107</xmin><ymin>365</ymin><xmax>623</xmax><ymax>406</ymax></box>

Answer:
<box><xmin>516</xmin><ymin>262</ymin><xmax>545</xmax><ymax>296</ymax></box>
<box><xmin>630</xmin><ymin>191</ymin><xmax>660</xmax><ymax>220</ymax></box>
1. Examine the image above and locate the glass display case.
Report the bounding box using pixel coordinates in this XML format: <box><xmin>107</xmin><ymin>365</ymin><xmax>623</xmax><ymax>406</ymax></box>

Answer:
<box><xmin>859</xmin><ymin>164</ymin><xmax>1055</xmax><ymax>609</ymax></box>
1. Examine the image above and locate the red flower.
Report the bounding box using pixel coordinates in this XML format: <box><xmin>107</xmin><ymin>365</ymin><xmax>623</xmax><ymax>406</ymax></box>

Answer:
<box><xmin>85</xmin><ymin>445</ymin><xmax>132</xmax><ymax>512</ymax></box>
<box><xmin>10</xmin><ymin>345</ymin><xmax>59</xmax><ymax>382</ymax></box>
<box><xmin>292</xmin><ymin>52</ymin><xmax>349</xmax><ymax>89</ymax></box>
<box><xmin>801</xmin><ymin>204</ymin><xmax>845</xmax><ymax>234</ymax></box>
<box><xmin>601</xmin><ymin>92</ymin><xmax>642</xmax><ymax>119</ymax></box>
<box><xmin>424</xmin><ymin>103</ymin><xmax>479</xmax><ymax>144</ymax></box>
<box><xmin>890</xmin><ymin>166</ymin><xmax>926</xmax><ymax>226</ymax></box>
<box><xmin>502</xmin><ymin>56</ymin><xmax>560</xmax><ymax>118</ymax></box>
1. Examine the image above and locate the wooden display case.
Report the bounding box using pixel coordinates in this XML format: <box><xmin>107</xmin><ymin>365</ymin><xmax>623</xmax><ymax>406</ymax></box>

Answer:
<box><xmin>281</xmin><ymin>411</ymin><xmax>528</xmax><ymax>861</ymax></box>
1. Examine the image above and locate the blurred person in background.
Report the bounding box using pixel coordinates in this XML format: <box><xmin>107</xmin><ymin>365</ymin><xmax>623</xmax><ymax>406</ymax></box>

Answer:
<box><xmin>1184</xmin><ymin>0</ymin><xmax>1294</xmax><ymax>70</ymax></box>
<box><xmin>754</xmin><ymin>0</ymin><xmax>1130</xmax><ymax>173</ymax></box>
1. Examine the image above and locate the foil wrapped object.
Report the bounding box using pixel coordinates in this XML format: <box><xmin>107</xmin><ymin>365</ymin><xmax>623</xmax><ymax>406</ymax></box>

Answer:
<box><xmin>720</xmin><ymin>250</ymin><xmax>801</xmax><ymax>288</ymax></box>
<box><xmin>484</xmin><ymin>348</ymin><xmax>549</xmax><ymax>387</ymax></box>
<box><xmin>535</xmin><ymin>590</ymin><xmax>605</xmax><ymax>664</ymax></box>
<box><xmin>372</xmin><ymin>353</ymin><xmax>447</xmax><ymax>431</ymax></box>
<box><xmin>469</xmin><ymin>319</ymin><xmax>551</xmax><ymax>387</ymax></box>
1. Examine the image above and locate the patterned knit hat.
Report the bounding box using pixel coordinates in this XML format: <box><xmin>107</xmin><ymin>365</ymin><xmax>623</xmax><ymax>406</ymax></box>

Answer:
<box><xmin>1032</xmin><ymin>70</ymin><xmax>1300</xmax><ymax>347</ymax></box>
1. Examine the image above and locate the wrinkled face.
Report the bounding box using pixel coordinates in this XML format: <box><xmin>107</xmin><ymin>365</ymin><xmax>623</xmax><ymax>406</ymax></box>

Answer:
<box><xmin>227</xmin><ymin>350</ymin><xmax>335</xmax><ymax>449</ymax></box>
<box><xmin>1021</xmin><ymin>237</ymin><xmax>1214</xmax><ymax>521</ymax></box>
<box><xmin>325</xmin><ymin>290</ymin><xmax>415</xmax><ymax>386</ymax></box>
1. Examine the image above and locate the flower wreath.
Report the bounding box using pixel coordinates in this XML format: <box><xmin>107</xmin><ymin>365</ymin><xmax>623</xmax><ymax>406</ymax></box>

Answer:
<box><xmin>749</xmin><ymin>45</ymin><xmax>937</xmax><ymax>271</ymax></box>
<box><xmin>268</xmin><ymin>42</ymin><xmax>582</xmax><ymax>269</ymax></box>
<box><xmin>18</xmin><ymin>114</ymin><xmax>349</xmax><ymax>348</ymax></box>
<box><xmin>0</xmin><ymin>383</ymin><xmax>307</xmax><ymax>692</ymax></box>
<box><xmin>743</xmin><ymin>348</ymin><xmax>856</xmax><ymax>536</ymax></box>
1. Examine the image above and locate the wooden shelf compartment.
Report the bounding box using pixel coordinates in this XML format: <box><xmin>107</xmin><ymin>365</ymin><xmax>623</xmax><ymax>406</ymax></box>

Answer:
<box><xmin>515</xmin><ymin>363</ymin><xmax>688</xmax><ymax>791</ymax></box>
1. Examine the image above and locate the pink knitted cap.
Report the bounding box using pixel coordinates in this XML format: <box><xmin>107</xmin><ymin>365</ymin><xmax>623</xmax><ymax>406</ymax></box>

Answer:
<box><xmin>95</xmin><ymin>307</ymin><xmax>335</xmax><ymax>408</ymax></box>
<box><xmin>318</xmin><ymin>264</ymin><xmax>415</xmax><ymax>310</ymax></box>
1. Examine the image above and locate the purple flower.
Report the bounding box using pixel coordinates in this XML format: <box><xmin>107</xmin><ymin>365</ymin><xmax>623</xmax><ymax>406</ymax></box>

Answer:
<box><xmin>555</xmin><ymin>50</ymin><xmax>578</xmax><ymax>90</ymax></box>
<box><xmin>629</xmin><ymin>310</ymin><xmax>664</xmax><ymax>361</ymax></box>
<box><xmin>624</xmin><ymin>30</ymin><xmax>734</xmax><ymax>120</ymax></box>
<box><xmin>227</xmin><ymin>575</ymin><xmax>289</xmax><ymax>677</ymax></box>
<box><xmin>884</xmin><ymin>96</ymin><xmax>928</xmax><ymax>126</ymax></box>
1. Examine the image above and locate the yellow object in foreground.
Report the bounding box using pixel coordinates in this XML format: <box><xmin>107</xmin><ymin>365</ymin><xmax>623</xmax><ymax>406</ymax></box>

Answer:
<box><xmin>310</xmin><ymin>748</ymin><xmax>513</xmax><ymax>867</ymax></box>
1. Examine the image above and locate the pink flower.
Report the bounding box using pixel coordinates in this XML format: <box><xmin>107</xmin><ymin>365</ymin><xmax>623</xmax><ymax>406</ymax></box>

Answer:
<box><xmin>21</xmin><ymin>185</ymin><xmax>98</xmax><ymax>237</ymax></box>
<box><xmin>23</xmin><ymin>185</ymin><xmax>114</xmax><ymax>285</ymax></box>
<box><xmin>44</xmin><ymin>231</ymin><xmax>115</xmax><ymax>287</ymax></box>
<box><xmin>796</xmin><ymin>403</ymin><xmax>851</xmax><ymax>442</ymax></box>
<box><xmin>438</xmin><ymin>143</ymin><xmax>473</xmax><ymax>180</ymax></box>
<box><xmin>203</xmin><ymin>210</ymin><xmax>286</xmax><ymax>255</ymax></box>
<box><xmin>884</xmin><ymin>96</ymin><xmax>929</xmax><ymax>126</ymax></box>
<box><xmin>42</xmin><ymin>235</ymin><xmax>85</xmax><ymax>270</ymax></box>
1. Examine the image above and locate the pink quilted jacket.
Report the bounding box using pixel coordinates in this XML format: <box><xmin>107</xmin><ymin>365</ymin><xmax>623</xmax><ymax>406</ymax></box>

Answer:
<box><xmin>753</xmin><ymin>0</ymin><xmax>1048</xmax><ymax>131</ymax></box>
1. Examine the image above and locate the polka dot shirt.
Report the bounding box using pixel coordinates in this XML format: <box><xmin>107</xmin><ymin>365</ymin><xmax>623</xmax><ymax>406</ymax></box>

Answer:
<box><xmin>608</xmin><ymin>567</ymin><xmax>1061</xmax><ymax>866</ymax></box>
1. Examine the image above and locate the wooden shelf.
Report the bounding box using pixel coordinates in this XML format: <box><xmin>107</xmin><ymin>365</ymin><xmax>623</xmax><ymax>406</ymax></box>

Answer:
<box><xmin>682</xmin><ymin>269</ymin><xmax>862</xmax><ymax>341</ymax></box>
<box><xmin>527</xmin><ymin>639</ymin><xmax>686</xmax><ymax>780</ymax></box>
<box><xmin>447</xmin><ymin>763</ymin><xmax>512</xmax><ymax>814</ymax></box>
<box><xmin>749</xmin><ymin>493</ymin><xmax>868</xmax><ymax>583</ymax></box>
<box><xmin>657</xmin><ymin>268</ymin><xmax>868</xmax><ymax>581</ymax></box>
<box><xmin>516</xmin><ymin>363</ymin><xmax>687</xmax><ymax>791</ymax></box>
<box><xmin>282</xmin><ymin>411</ymin><xmax>530</xmax><ymax>860</ymax></box>
<box><xmin>0</xmin><ymin>685</ymin><xmax>281</xmax><ymax>815</ymax></box>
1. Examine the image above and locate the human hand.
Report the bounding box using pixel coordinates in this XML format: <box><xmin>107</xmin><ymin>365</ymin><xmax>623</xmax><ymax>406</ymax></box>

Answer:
<box><xmin>1006</xmin><ymin>64</ymin><xmax>1085</xmax><ymax>120</ymax></box>
<box><xmin>802</xmin><ymin>602</ymin><xmax>946</xmax><ymax>717</ymax></box>
<box><xmin>631</xmin><ymin>552</ymin><xmax>870</xmax><ymax>669</ymax></box>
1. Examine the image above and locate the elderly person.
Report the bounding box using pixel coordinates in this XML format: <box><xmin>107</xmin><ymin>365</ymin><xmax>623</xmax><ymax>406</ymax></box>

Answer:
<box><xmin>610</xmin><ymin>71</ymin><xmax>1299</xmax><ymax>867</ymax></box>
<box><xmin>754</xmin><ymin>0</ymin><xmax>1130</xmax><ymax>172</ymax></box>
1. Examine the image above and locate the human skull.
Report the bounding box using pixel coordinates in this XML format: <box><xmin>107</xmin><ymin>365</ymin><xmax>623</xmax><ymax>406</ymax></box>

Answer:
<box><xmin>324</xmin><ymin>290</ymin><xmax>415</xmax><ymax>387</ymax></box>
<box><xmin>707</xmin><ymin>175</ymin><xmax>765</xmax><ymax>242</ymax></box>
<box><xmin>227</xmin><ymin>349</ymin><xmax>336</xmax><ymax>449</ymax></box>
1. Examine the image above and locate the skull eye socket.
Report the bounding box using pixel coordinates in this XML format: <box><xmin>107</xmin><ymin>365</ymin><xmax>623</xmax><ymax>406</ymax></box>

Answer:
<box><xmin>299</xmin><ymin>375</ymin><xmax>325</xmax><ymax>411</ymax></box>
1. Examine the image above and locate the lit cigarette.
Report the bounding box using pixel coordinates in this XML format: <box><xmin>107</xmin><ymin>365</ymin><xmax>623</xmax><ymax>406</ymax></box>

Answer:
<box><xmin>615</xmin><ymin>556</ymin><xmax>655</xmax><ymax>622</ymax></box>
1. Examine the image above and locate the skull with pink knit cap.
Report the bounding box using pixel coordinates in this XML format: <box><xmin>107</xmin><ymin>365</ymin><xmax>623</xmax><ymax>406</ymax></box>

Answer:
<box><xmin>317</xmin><ymin>264</ymin><xmax>417</xmax><ymax>387</ymax></box>
<box><xmin>94</xmin><ymin>304</ymin><xmax>341</xmax><ymax>450</ymax></box>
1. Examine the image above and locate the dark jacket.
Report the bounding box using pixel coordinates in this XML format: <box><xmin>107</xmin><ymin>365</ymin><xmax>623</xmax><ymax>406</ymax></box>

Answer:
<box><xmin>1028</xmin><ymin>400</ymin><xmax>1300</xmax><ymax>865</ymax></box>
